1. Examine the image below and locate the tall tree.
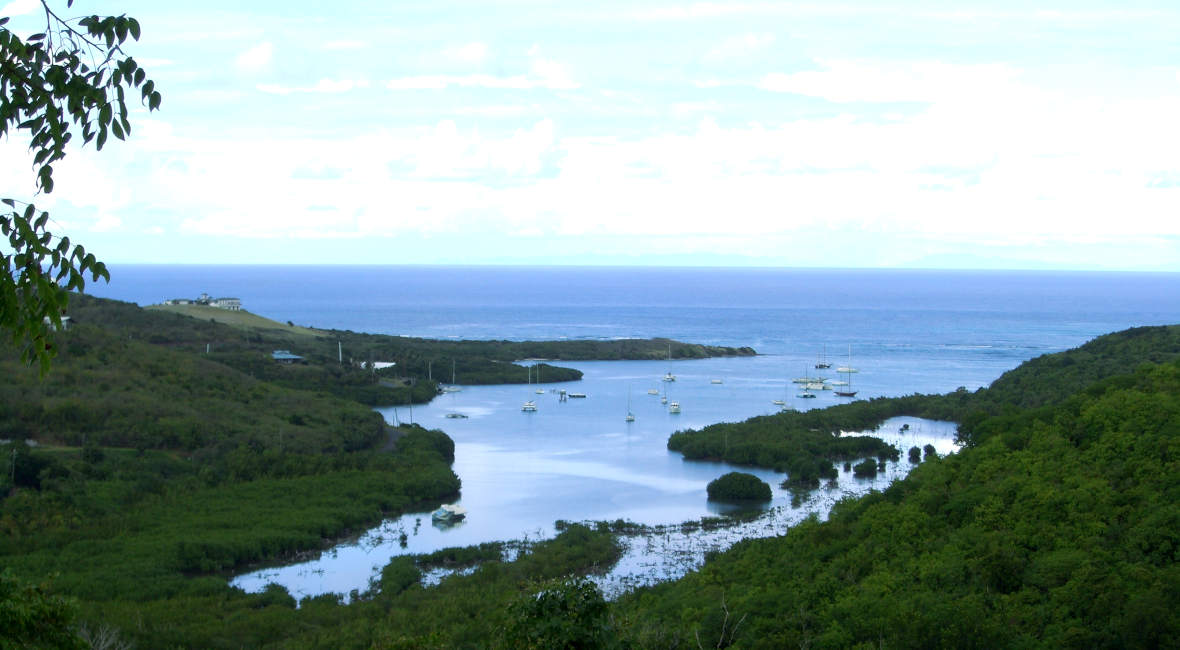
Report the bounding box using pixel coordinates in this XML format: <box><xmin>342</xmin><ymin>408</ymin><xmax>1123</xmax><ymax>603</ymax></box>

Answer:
<box><xmin>1</xmin><ymin>0</ymin><xmax>159</xmax><ymax>372</ymax></box>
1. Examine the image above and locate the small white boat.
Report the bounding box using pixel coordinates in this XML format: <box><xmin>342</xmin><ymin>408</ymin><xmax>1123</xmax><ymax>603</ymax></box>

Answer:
<box><xmin>431</xmin><ymin>503</ymin><xmax>467</xmax><ymax>522</ymax></box>
<box><xmin>668</xmin><ymin>401</ymin><xmax>681</xmax><ymax>414</ymax></box>
<box><xmin>445</xmin><ymin>412</ymin><xmax>468</xmax><ymax>419</ymax></box>
<box><xmin>710</xmin><ymin>379</ymin><xmax>723</xmax><ymax>384</ymax></box>
<box><xmin>797</xmin><ymin>390</ymin><xmax>817</xmax><ymax>399</ymax></box>
<box><xmin>836</xmin><ymin>366</ymin><xmax>858</xmax><ymax>373</ymax></box>
<box><xmin>521</xmin><ymin>400</ymin><xmax>537</xmax><ymax>412</ymax></box>
<box><xmin>535</xmin><ymin>388</ymin><xmax>545</xmax><ymax>394</ymax></box>
<box><xmin>772</xmin><ymin>399</ymin><xmax>786</xmax><ymax>406</ymax></box>
<box><xmin>625</xmin><ymin>389</ymin><xmax>635</xmax><ymax>422</ymax></box>
<box><xmin>662</xmin><ymin>344</ymin><xmax>676</xmax><ymax>382</ymax></box>
<box><xmin>805</xmin><ymin>382</ymin><xmax>826</xmax><ymax>391</ymax></box>
<box><xmin>647</xmin><ymin>388</ymin><xmax>660</xmax><ymax>395</ymax></box>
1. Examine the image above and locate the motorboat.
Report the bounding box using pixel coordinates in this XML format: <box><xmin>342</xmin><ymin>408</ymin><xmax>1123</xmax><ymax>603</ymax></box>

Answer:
<box><xmin>445</xmin><ymin>412</ymin><xmax>468</xmax><ymax>419</ymax></box>
<box><xmin>521</xmin><ymin>400</ymin><xmax>537</xmax><ymax>412</ymax></box>
<box><xmin>668</xmin><ymin>401</ymin><xmax>681</xmax><ymax>414</ymax></box>
<box><xmin>431</xmin><ymin>503</ymin><xmax>467</xmax><ymax>522</ymax></box>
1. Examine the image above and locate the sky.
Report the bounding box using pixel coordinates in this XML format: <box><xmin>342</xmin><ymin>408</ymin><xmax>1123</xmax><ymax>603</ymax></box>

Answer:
<box><xmin>3</xmin><ymin>0</ymin><xmax>1180</xmax><ymax>270</ymax></box>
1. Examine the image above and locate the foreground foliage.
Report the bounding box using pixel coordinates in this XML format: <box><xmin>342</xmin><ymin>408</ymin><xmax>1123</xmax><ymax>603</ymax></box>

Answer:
<box><xmin>2</xmin><ymin>1</ymin><xmax>159</xmax><ymax>372</ymax></box>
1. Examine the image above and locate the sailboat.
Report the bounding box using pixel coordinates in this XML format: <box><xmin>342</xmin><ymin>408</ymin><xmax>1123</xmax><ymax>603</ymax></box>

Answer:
<box><xmin>625</xmin><ymin>389</ymin><xmax>635</xmax><ymax>422</ymax></box>
<box><xmin>660</xmin><ymin>384</ymin><xmax>668</xmax><ymax>405</ymax></box>
<box><xmin>662</xmin><ymin>344</ymin><xmax>676</xmax><ymax>382</ymax></box>
<box><xmin>815</xmin><ymin>344</ymin><xmax>831</xmax><ymax>369</ymax></box>
<box><xmin>772</xmin><ymin>375</ymin><xmax>788</xmax><ymax>406</ymax></box>
<box><xmin>534</xmin><ymin>363</ymin><xmax>545</xmax><ymax>394</ymax></box>
<box><xmin>836</xmin><ymin>345</ymin><xmax>858</xmax><ymax>374</ymax></box>
<box><xmin>521</xmin><ymin>365</ymin><xmax>537</xmax><ymax>412</ymax></box>
<box><xmin>834</xmin><ymin>346</ymin><xmax>858</xmax><ymax>397</ymax></box>
<box><xmin>792</xmin><ymin>366</ymin><xmax>813</xmax><ymax>384</ymax></box>
<box><xmin>442</xmin><ymin>359</ymin><xmax>462</xmax><ymax>392</ymax></box>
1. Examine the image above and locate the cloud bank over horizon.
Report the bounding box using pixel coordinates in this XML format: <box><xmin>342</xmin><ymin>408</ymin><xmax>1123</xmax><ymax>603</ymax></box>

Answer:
<box><xmin>3</xmin><ymin>0</ymin><xmax>1179</xmax><ymax>270</ymax></box>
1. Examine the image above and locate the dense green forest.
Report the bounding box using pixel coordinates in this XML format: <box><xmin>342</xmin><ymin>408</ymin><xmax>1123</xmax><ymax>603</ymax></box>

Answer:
<box><xmin>3</xmin><ymin>310</ymin><xmax>1178</xmax><ymax>647</ymax></box>
<box><xmin>616</xmin><ymin>356</ymin><xmax>1180</xmax><ymax>647</ymax></box>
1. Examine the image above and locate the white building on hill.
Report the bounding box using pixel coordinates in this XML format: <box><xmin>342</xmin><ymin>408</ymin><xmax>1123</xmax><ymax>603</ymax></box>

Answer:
<box><xmin>164</xmin><ymin>293</ymin><xmax>242</xmax><ymax>310</ymax></box>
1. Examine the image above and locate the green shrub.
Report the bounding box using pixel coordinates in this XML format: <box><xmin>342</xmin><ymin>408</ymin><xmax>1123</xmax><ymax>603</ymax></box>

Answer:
<box><xmin>852</xmin><ymin>458</ymin><xmax>878</xmax><ymax>478</ymax></box>
<box><xmin>706</xmin><ymin>472</ymin><xmax>772</xmax><ymax>501</ymax></box>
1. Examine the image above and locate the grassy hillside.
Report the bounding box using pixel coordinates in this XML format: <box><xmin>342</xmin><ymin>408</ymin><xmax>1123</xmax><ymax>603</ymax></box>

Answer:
<box><xmin>146</xmin><ymin>303</ymin><xmax>325</xmax><ymax>337</ymax></box>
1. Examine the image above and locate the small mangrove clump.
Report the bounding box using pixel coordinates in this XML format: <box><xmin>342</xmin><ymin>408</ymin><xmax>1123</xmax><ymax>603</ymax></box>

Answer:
<box><xmin>852</xmin><ymin>459</ymin><xmax>878</xmax><ymax>478</ymax></box>
<box><xmin>706</xmin><ymin>472</ymin><xmax>772</xmax><ymax>501</ymax></box>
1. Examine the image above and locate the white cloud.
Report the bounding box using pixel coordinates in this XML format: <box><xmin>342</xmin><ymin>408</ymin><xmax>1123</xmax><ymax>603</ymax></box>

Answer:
<box><xmin>759</xmin><ymin>60</ymin><xmax>1018</xmax><ymax>104</ymax></box>
<box><xmin>446</xmin><ymin>42</ymin><xmax>488</xmax><ymax>63</ymax></box>
<box><xmin>0</xmin><ymin>0</ymin><xmax>38</xmax><ymax>16</ymax></box>
<box><xmin>385</xmin><ymin>68</ymin><xmax>579</xmax><ymax>91</ymax></box>
<box><xmin>704</xmin><ymin>33</ymin><xmax>774</xmax><ymax>61</ymax></box>
<box><xmin>386</xmin><ymin>46</ymin><xmax>578</xmax><ymax>91</ymax></box>
<box><xmin>322</xmin><ymin>40</ymin><xmax>368</xmax><ymax>51</ymax></box>
<box><xmin>235</xmin><ymin>42</ymin><xmax>273</xmax><ymax>72</ymax></box>
<box><xmin>257</xmin><ymin>79</ymin><xmax>370</xmax><ymax>95</ymax></box>
<box><xmin>91</xmin><ymin>214</ymin><xmax>122</xmax><ymax>232</ymax></box>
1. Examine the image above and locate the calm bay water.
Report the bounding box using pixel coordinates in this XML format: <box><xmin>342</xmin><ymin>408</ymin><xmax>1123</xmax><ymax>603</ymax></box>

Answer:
<box><xmin>89</xmin><ymin>266</ymin><xmax>1180</xmax><ymax>598</ymax></box>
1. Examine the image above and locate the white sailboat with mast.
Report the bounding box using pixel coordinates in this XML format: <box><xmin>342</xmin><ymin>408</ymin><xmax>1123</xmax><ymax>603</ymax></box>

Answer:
<box><xmin>662</xmin><ymin>344</ymin><xmax>676</xmax><ymax>382</ymax></box>
<box><xmin>834</xmin><ymin>345</ymin><xmax>858</xmax><ymax>398</ymax></box>
<box><xmin>442</xmin><ymin>359</ymin><xmax>462</xmax><ymax>392</ymax></box>
<box><xmin>521</xmin><ymin>364</ymin><xmax>537</xmax><ymax>412</ymax></box>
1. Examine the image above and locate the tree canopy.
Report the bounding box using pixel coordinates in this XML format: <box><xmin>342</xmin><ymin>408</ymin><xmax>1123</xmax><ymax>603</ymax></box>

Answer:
<box><xmin>1</xmin><ymin>0</ymin><xmax>158</xmax><ymax>372</ymax></box>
